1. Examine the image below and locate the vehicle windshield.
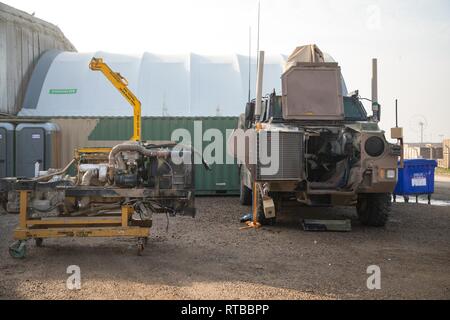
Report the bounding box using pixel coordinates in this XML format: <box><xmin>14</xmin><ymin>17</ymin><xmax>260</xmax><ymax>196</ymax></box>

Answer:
<box><xmin>266</xmin><ymin>95</ymin><xmax>367</xmax><ymax>122</ymax></box>
<box><xmin>343</xmin><ymin>96</ymin><xmax>368</xmax><ymax>121</ymax></box>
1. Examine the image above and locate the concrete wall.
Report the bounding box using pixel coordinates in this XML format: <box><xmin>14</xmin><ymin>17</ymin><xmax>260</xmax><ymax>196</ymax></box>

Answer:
<box><xmin>0</xmin><ymin>3</ymin><xmax>75</xmax><ymax>115</ymax></box>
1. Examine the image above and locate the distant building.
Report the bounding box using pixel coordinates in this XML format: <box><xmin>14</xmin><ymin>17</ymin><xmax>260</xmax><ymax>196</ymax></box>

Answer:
<box><xmin>438</xmin><ymin>139</ymin><xmax>450</xmax><ymax>169</ymax></box>
<box><xmin>404</xmin><ymin>143</ymin><xmax>443</xmax><ymax>160</ymax></box>
<box><xmin>0</xmin><ymin>3</ymin><xmax>75</xmax><ymax>115</ymax></box>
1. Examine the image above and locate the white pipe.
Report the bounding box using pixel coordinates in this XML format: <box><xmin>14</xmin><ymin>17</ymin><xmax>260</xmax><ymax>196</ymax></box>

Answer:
<box><xmin>255</xmin><ymin>50</ymin><xmax>265</xmax><ymax>120</ymax></box>
<box><xmin>79</xmin><ymin>164</ymin><xmax>101</xmax><ymax>172</ymax></box>
<box><xmin>79</xmin><ymin>163</ymin><xmax>108</xmax><ymax>182</ymax></box>
<box><xmin>81</xmin><ymin>169</ymin><xmax>96</xmax><ymax>186</ymax></box>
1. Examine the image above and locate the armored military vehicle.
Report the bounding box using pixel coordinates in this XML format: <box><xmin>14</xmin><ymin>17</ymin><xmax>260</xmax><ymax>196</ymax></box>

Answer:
<box><xmin>234</xmin><ymin>45</ymin><xmax>403</xmax><ymax>227</ymax></box>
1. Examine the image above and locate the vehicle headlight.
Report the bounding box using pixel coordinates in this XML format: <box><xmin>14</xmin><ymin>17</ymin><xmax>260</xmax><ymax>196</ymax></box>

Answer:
<box><xmin>386</xmin><ymin>169</ymin><xmax>396</xmax><ymax>179</ymax></box>
<box><xmin>365</xmin><ymin>136</ymin><xmax>385</xmax><ymax>157</ymax></box>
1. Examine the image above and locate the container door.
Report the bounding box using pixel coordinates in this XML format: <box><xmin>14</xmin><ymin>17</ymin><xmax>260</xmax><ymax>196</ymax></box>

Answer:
<box><xmin>16</xmin><ymin>128</ymin><xmax>45</xmax><ymax>177</ymax></box>
<box><xmin>0</xmin><ymin>128</ymin><xmax>6</xmax><ymax>177</ymax></box>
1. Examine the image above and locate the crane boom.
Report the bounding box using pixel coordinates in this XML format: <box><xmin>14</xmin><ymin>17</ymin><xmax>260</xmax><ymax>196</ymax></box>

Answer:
<box><xmin>89</xmin><ymin>57</ymin><xmax>141</xmax><ymax>141</ymax></box>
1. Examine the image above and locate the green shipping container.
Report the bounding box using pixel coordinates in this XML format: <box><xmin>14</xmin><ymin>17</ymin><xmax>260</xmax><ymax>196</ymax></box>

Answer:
<box><xmin>88</xmin><ymin>117</ymin><xmax>240</xmax><ymax>195</ymax></box>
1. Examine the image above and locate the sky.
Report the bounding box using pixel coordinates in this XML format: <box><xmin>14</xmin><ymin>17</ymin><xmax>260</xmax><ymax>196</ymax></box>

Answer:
<box><xmin>4</xmin><ymin>0</ymin><xmax>450</xmax><ymax>142</ymax></box>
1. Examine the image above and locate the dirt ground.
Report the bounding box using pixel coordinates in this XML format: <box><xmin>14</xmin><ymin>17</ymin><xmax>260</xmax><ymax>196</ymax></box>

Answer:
<box><xmin>0</xmin><ymin>189</ymin><xmax>449</xmax><ymax>300</ymax></box>
<box><xmin>435</xmin><ymin>175</ymin><xmax>450</xmax><ymax>201</ymax></box>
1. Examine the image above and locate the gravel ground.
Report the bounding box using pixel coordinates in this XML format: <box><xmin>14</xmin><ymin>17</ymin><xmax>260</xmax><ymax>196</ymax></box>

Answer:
<box><xmin>0</xmin><ymin>192</ymin><xmax>449</xmax><ymax>300</ymax></box>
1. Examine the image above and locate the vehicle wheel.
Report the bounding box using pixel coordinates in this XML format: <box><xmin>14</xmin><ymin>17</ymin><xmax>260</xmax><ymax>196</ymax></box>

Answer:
<box><xmin>240</xmin><ymin>180</ymin><xmax>252</xmax><ymax>206</ymax></box>
<box><xmin>9</xmin><ymin>241</ymin><xmax>27</xmax><ymax>259</ymax></box>
<box><xmin>256</xmin><ymin>194</ymin><xmax>276</xmax><ymax>226</ymax></box>
<box><xmin>35</xmin><ymin>238</ymin><xmax>43</xmax><ymax>247</ymax></box>
<box><xmin>357</xmin><ymin>193</ymin><xmax>391</xmax><ymax>227</ymax></box>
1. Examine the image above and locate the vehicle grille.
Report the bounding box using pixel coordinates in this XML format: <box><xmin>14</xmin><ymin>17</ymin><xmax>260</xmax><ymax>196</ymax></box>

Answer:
<box><xmin>256</xmin><ymin>131</ymin><xmax>304</xmax><ymax>180</ymax></box>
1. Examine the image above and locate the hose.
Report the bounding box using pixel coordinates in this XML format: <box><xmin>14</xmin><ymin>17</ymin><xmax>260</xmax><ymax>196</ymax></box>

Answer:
<box><xmin>108</xmin><ymin>142</ymin><xmax>171</xmax><ymax>166</ymax></box>
<box><xmin>109</xmin><ymin>142</ymin><xmax>211</xmax><ymax>170</ymax></box>
<box><xmin>71</xmin><ymin>203</ymin><xmax>122</xmax><ymax>217</ymax></box>
<box><xmin>177</xmin><ymin>143</ymin><xmax>211</xmax><ymax>170</ymax></box>
<box><xmin>32</xmin><ymin>158</ymin><xmax>76</xmax><ymax>182</ymax></box>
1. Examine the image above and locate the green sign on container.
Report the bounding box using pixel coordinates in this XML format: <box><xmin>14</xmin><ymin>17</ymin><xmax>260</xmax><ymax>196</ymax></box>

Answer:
<box><xmin>49</xmin><ymin>89</ymin><xmax>77</xmax><ymax>94</ymax></box>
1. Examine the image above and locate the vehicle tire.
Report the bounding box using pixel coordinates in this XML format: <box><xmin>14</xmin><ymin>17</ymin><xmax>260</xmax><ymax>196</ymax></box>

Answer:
<box><xmin>256</xmin><ymin>193</ymin><xmax>276</xmax><ymax>226</ymax></box>
<box><xmin>240</xmin><ymin>180</ymin><xmax>252</xmax><ymax>206</ymax></box>
<box><xmin>357</xmin><ymin>193</ymin><xmax>391</xmax><ymax>227</ymax></box>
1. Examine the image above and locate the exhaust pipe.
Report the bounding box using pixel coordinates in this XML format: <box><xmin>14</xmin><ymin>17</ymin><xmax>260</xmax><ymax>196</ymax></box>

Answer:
<box><xmin>255</xmin><ymin>50</ymin><xmax>265</xmax><ymax>121</ymax></box>
<box><xmin>371</xmin><ymin>58</ymin><xmax>380</xmax><ymax>122</ymax></box>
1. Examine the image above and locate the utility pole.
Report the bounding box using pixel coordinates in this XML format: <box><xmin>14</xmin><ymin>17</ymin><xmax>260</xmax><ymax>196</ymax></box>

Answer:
<box><xmin>256</xmin><ymin>1</ymin><xmax>260</xmax><ymax>67</ymax></box>
<box><xmin>395</xmin><ymin>99</ymin><xmax>398</xmax><ymax>127</ymax></box>
<box><xmin>419</xmin><ymin>121</ymin><xmax>424</xmax><ymax>146</ymax></box>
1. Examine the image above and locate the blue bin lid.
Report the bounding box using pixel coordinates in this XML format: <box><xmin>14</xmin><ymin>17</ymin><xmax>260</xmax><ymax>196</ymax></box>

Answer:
<box><xmin>401</xmin><ymin>159</ymin><xmax>437</xmax><ymax>167</ymax></box>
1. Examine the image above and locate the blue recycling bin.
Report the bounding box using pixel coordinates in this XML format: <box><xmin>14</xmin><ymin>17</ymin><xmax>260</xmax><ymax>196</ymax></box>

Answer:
<box><xmin>393</xmin><ymin>159</ymin><xmax>437</xmax><ymax>203</ymax></box>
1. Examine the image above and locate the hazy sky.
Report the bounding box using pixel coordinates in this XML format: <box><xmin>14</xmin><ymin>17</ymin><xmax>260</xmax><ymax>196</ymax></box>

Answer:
<box><xmin>4</xmin><ymin>0</ymin><xmax>450</xmax><ymax>142</ymax></box>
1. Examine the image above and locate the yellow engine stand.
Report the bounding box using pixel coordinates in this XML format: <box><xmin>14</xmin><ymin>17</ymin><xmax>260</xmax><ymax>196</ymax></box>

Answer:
<box><xmin>9</xmin><ymin>190</ymin><xmax>150</xmax><ymax>258</ymax></box>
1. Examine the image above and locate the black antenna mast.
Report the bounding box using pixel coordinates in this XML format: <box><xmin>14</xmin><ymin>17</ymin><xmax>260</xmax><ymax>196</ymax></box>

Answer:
<box><xmin>248</xmin><ymin>26</ymin><xmax>251</xmax><ymax>103</ymax></box>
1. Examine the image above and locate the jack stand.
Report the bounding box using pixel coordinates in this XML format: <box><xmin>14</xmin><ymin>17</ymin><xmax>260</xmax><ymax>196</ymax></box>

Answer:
<box><xmin>240</xmin><ymin>181</ymin><xmax>261</xmax><ymax>230</ymax></box>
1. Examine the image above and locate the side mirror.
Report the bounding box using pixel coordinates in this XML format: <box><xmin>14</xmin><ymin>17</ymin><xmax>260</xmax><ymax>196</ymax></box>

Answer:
<box><xmin>372</xmin><ymin>102</ymin><xmax>381</xmax><ymax>122</ymax></box>
<box><xmin>391</xmin><ymin>127</ymin><xmax>404</xmax><ymax>168</ymax></box>
<box><xmin>245</xmin><ymin>102</ymin><xmax>255</xmax><ymax>128</ymax></box>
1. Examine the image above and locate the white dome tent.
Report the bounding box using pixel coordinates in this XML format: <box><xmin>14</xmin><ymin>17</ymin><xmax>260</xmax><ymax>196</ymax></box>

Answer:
<box><xmin>20</xmin><ymin>51</ymin><xmax>285</xmax><ymax>117</ymax></box>
<box><xmin>19</xmin><ymin>49</ymin><xmax>347</xmax><ymax>117</ymax></box>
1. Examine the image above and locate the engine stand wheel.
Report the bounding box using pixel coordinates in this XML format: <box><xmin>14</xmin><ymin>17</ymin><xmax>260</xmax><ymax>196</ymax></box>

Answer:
<box><xmin>9</xmin><ymin>240</ymin><xmax>27</xmax><ymax>259</ymax></box>
<box><xmin>35</xmin><ymin>238</ymin><xmax>44</xmax><ymax>247</ymax></box>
